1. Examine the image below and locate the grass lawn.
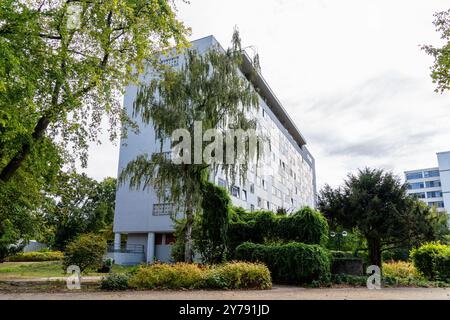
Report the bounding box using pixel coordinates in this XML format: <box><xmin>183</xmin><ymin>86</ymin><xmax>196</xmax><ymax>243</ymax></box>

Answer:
<box><xmin>0</xmin><ymin>261</ymin><xmax>135</xmax><ymax>280</ymax></box>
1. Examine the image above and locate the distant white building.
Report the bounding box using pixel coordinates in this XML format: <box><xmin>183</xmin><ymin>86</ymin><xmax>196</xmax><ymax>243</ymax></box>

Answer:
<box><xmin>404</xmin><ymin>151</ymin><xmax>450</xmax><ymax>213</ymax></box>
<box><xmin>111</xmin><ymin>36</ymin><xmax>317</xmax><ymax>265</ymax></box>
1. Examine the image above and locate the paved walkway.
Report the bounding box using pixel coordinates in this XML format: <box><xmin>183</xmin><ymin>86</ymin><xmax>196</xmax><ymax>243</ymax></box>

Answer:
<box><xmin>0</xmin><ymin>276</ymin><xmax>102</xmax><ymax>283</ymax></box>
<box><xmin>1</xmin><ymin>286</ymin><xmax>450</xmax><ymax>300</ymax></box>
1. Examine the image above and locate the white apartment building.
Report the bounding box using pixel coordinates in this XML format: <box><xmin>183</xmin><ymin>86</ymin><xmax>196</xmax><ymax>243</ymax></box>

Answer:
<box><xmin>110</xmin><ymin>36</ymin><xmax>316</xmax><ymax>265</ymax></box>
<box><xmin>404</xmin><ymin>151</ymin><xmax>450</xmax><ymax>213</ymax></box>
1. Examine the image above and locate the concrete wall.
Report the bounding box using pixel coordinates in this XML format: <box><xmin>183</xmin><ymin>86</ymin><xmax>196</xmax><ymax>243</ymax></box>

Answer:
<box><xmin>155</xmin><ymin>244</ymin><xmax>173</xmax><ymax>262</ymax></box>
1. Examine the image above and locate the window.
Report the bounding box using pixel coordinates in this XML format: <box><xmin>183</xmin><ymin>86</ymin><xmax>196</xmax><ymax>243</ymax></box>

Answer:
<box><xmin>266</xmin><ymin>201</ymin><xmax>270</xmax><ymax>210</ymax></box>
<box><xmin>257</xmin><ymin>197</ymin><xmax>262</xmax><ymax>207</ymax></box>
<box><xmin>218</xmin><ymin>178</ymin><xmax>227</xmax><ymax>188</ymax></box>
<box><xmin>408</xmin><ymin>182</ymin><xmax>424</xmax><ymax>190</ymax></box>
<box><xmin>272</xmin><ymin>186</ymin><xmax>277</xmax><ymax>196</ymax></box>
<box><xmin>250</xmin><ymin>183</ymin><xmax>255</xmax><ymax>194</ymax></box>
<box><xmin>256</xmin><ymin>177</ymin><xmax>262</xmax><ymax>187</ymax></box>
<box><xmin>262</xmin><ymin>179</ymin><xmax>267</xmax><ymax>191</ymax></box>
<box><xmin>428</xmin><ymin>201</ymin><xmax>445</xmax><ymax>208</ymax></box>
<box><xmin>406</xmin><ymin>172</ymin><xmax>423</xmax><ymax>180</ymax></box>
<box><xmin>425</xmin><ymin>180</ymin><xmax>441</xmax><ymax>188</ymax></box>
<box><xmin>242</xmin><ymin>189</ymin><xmax>248</xmax><ymax>201</ymax></box>
<box><xmin>161</xmin><ymin>56</ymin><xmax>179</xmax><ymax>67</ymax></box>
<box><xmin>153</xmin><ymin>203</ymin><xmax>174</xmax><ymax>216</ymax></box>
<box><xmin>427</xmin><ymin>191</ymin><xmax>443</xmax><ymax>198</ymax></box>
<box><xmin>424</xmin><ymin>170</ymin><xmax>440</xmax><ymax>178</ymax></box>
<box><xmin>410</xmin><ymin>192</ymin><xmax>426</xmax><ymax>199</ymax></box>
<box><xmin>231</xmin><ymin>186</ymin><xmax>240</xmax><ymax>198</ymax></box>
<box><xmin>250</xmin><ymin>204</ymin><xmax>255</xmax><ymax>212</ymax></box>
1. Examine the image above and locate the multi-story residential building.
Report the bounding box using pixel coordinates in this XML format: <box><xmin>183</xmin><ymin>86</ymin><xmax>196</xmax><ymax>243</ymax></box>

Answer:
<box><xmin>110</xmin><ymin>36</ymin><xmax>316</xmax><ymax>265</ymax></box>
<box><xmin>404</xmin><ymin>151</ymin><xmax>450</xmax><ymax>213</ymax></box>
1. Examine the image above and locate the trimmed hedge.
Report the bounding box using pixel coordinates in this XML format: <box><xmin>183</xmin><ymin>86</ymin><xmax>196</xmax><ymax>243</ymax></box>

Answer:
<box><xmin>6</xmin><ymin>251</ymin><xmax>63</xmax><ymax>262</ymax></box>
<box><xmin>127</xmin><ymin>262</ymin><xmax>271</xmax><ymax>290</ymax></box>
<box><xmin>278</xmin><ymin>207</ymin><xmax>329</xmax><ymax>244</ymax></box>
<box><xmin>235</xmin><ymin>242</ymin><xmax>331</xmax><ymax>284</ymax></box>
<box><xmin>228</xmin><ymin>207</ymin><xmax>329</xmax><ymax>256</ymax></box>
<box><xmin>411</xmin><ymin>242</ymin><xmax>450</xmax><ymax>281</ymax></box>
<box><xmin>330</xmin><ymin>251</ymin><xmax>363</xmax><ymax>276</ymax></box>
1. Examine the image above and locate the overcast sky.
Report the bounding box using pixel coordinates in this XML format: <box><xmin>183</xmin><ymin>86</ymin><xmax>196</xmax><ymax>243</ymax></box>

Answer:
<box><xmin>82</xmin><ymin>0</ymin><xmax>450</xmax><ymax>189</ymax></box>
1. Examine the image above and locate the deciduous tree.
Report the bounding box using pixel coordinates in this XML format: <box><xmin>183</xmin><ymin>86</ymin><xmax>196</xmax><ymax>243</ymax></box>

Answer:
<box><xmin>422</xmin><ymin>9</ymin><xmax>450</xmax><ymax>93</ymax></box>
<box><xmin>0</xmin><ymin>0</ymin><xmax>189</xmax><ymax>184</ymax></box>
<box><xmin>42</xmin><ymin>172</ymin><xmax>117</xmax><ymax>249</ymax></box>
<box><xmin>119</xmin><ymin>30</ymin><xmax>261</xmax><ymax>262</ymax></box>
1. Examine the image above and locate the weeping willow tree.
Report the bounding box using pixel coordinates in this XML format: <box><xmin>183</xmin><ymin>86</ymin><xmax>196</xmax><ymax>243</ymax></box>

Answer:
<box><xmin>119</xmin><ymin>30</ymin><xmax>265</xmax><ymax>262</ymax></box>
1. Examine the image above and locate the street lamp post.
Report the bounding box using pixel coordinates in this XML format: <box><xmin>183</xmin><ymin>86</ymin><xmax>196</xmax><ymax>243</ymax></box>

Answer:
<box><xmin>330</xmin><ymin>230</ymin><xmax>348</xmax><ymax>251</ymax></box>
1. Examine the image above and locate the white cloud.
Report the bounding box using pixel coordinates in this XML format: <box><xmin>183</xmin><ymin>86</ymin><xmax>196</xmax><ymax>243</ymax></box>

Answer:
<box><xmin>84</xmin><ymin>0</ymin><xmax>450</xmax><ymax>189</ymax></box>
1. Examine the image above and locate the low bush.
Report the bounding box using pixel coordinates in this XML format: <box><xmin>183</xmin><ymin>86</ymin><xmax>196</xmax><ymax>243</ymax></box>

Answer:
<box><xmin>235</xmin><ymin>242</ymin><xmax>331</xmax><ymax>284</ymax></box>
<box><xmin>204</xmin><ymin>262</ymin><xmax>271</xmax><ymax>289</ymax></box>
<box><xmin>127</xmin><ymin>262</ymin><xmax>271</xmax><ymax>290</ymax></box>
<box><xmin>410</xmin><ymin>242</ymin><xmax>450</xmax><ymax>280</ymax></box>
<box><xmin>100</xmin><ymin>273</ymin><xmax>131</xmax><ymax>291</ymax></box>
<box><xmin>6</xmin><ymin>251</ymin><xmax>63</xmax><ymax>262</ymax></box>
<box><xmin>382</xmin><ymin>261</ymin><xmax>422</xmax><ymax>285</ymax></box>
<box><xmin>433</xmin><ymin>252</ymin><xmax>450</xmax><ymax>282</ymax></box>
<box><xmin>129</xmin><ymin>263</ymin><xmax>205</xmax><ymax>289</ymax></box>
<box><xmin>63</xmin><ymin>234</ymin><xmax>107</xmax><ymax>273</ymax></box>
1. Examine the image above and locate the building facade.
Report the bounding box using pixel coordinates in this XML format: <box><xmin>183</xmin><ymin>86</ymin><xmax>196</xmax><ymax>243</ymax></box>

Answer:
<box><xmin>111</xmin><ymin>36</ymin><xmax>317</xmax><ymax>265</ymax></box>
<box><xmin>404</xmin><ymin>151</ymin><xmax>450</xmax><ymax>213</ymax></box>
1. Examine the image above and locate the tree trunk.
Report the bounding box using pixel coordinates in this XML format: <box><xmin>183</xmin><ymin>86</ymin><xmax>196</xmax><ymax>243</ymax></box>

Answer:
<box><xmin>367</xmin><ymin>237</ymin><xmax>382</xmax><ymax>269</ymax></box>
<box><xmin>184</xmin><ymin>203</ymin><xmax>194</xmax><ymax>263</ymax></box>
<box><xmin>0</xmin><ymin>116</ymin><xmax>50</xmax><ymax>183</ymax></box>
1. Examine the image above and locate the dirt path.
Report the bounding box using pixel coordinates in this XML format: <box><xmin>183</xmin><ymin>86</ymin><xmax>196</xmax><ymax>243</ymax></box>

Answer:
<box><xmin>1</xmin><ymin>286</ymin><xmax>450</xmax><ymax>300</ymax></box>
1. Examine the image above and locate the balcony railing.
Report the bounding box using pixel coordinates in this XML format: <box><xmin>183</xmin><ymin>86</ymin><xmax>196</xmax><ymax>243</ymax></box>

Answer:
<box><xmin>107</xmin><ymin>244</ymin><xmax>144</xmax><ymax>254</ymax></box>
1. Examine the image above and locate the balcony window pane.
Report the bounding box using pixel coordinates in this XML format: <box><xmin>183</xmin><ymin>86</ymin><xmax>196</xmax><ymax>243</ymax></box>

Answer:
<box><xmin>406</xmin><ymin>172</ymin><xmax>423</xmax><ymax>180</ymax></box>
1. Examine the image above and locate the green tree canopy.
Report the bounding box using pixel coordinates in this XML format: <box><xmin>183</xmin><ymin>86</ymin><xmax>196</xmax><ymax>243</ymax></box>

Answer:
<box><xmin>42</xmin><ymin>172</ymin><xmax>116</xmax><ymax>250</ymax></box>
<box><xmin>0</xmin><ymin>0</ymin><xmax>189</xmax><ymax>184</ymax></box>
<box><xmin>318</xmin><ymin>168</ymin><xmax>439</xmax><ymax>268</ymax></box>
<box><xmin>0</xmin><ymin>138</ymin><xmax>63</xmax><ymax>261</ymax></box>
<box><xmin>422</xmin><ymin>9</ymin><xmax>450</xmax><ymax>93</ymax></box>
